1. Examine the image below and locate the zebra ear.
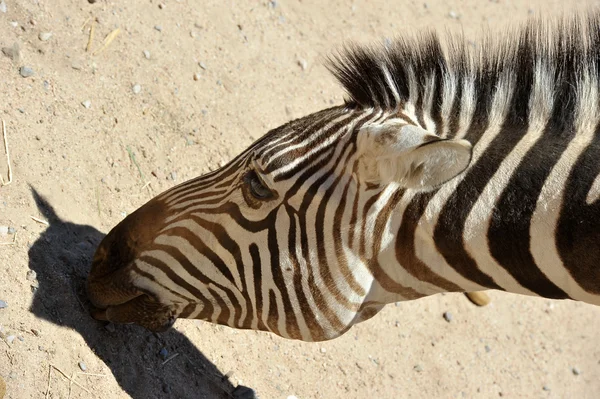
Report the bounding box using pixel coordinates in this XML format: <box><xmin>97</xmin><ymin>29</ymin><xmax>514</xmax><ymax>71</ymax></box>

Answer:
<box><xmin>357</xmin><ymin>122</ymin><xmax>472</xmax><ymax>189</ymax></box>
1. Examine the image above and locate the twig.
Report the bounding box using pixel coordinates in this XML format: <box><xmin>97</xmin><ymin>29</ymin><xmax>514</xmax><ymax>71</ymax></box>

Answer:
<box><xmin>77</xmin><ymin>372</ymin><xmax>107</xmax><ymax>377</ymax></box>
<box><xmin>126</xmin><ymin>146</ymin><xmax>145</xmax><ymax>181</ymax></box>
<box><xmin>92</xmin><ymin>28</ymin><xmax>120</xmax><ymax>56</ymax></box>
<box><xmin>86</xmin><ymin>19</ymin><xmax>95</xmax><ymax>53</ymax></box>
<box><xmin>0</xmin><ymin>119</ymin><xmax>13</xmax><ymax>186</ymax></box>
<box><xmin>95</xmin><ymin>185</ymin><xmax>101</xmax><ymax>216</ymax></box>
<box><xmin>30</xmin><ymin>216</ymin><xmax>49</xmax><ymax>226</ymax></box>
<box><xmin>67</xmin><ymin>371</ymin><xmax>75</xmax><ymax>399</ymax></box>
<box><xmin>49</xmin><ymin>364</ymin><xmax>91</xmax><ymax>394</ymax></box>
<box><xmin>45</xmin><ymin>364</ymin><xmax>52</xmax><ymax>399</ymax></box>
<box><xmin>161</xmin><ymin>352</ymin><xmax>180</xmax><ymax>366</ymax></box>
<box><xmin>80</xmin><ymin>16</ymin><xmax>91</xmax><ymax>31</ymax></box>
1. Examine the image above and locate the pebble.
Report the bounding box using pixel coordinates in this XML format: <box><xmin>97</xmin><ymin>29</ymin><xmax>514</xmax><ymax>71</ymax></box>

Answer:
<box><xmin>162</xmin><ymin>383</ymin><xmax>171</xmax><ymax>393</ymax></box>
<box><xmin>198</xmin><ymin>61</ymin><xmax>207</xmax><ymax>70</ymax></box>
<box><xmin>0</xmin><ymin>1</ymin><xmax>6</xmax><ymax>13</ymax></box>
<box><xmin>485</xmin><ymin>345</ymin><xmax>491</xmax><ymax>353</ymax></box>
<box><xmin>572</xmin><ymin>367</ymin><xmax>581</xmax><ymax>376</ymax></box>
<box><xmin>31</xmin><ymin>329</ymin><xmax>40</xmax><ymax>336</ymax></box>
<box><xmin>26</xmin><ymin>270</ymin><xmax>37</xmax><ymax>281</ymax></box>
<box><xmin>443</xmin><ymin>311</ymin><xmax>453</xmax><ymax>322</ymax></box>
<box><xmin>78</xmin><ymin>361</ymin><xmax>87</xmax><ymax>371</ymax></box>
<box><xmin>104</xmin><ymin>323</ymin><xmax>116</xmax><ymax>332</ymax></box>
<box><xmin>0</xmin><ymin>226</ymin><xmax>7</xmax><ymax>235</ymax></box>
<box><xmin>159</xmin><ymin>348</ymin><xmax>169</xmax><ymax>359</ymax></box>
<box><xmin>543</xmin><ymin>385</ymin><xmax>551</xmax><ymax>391</ymax></box>
<box><xmin>158</xmin><ymin>3</ymin><xmax>165</xmax><ymax>9</ymax></box>
<box><xmin>2</xmin><ymin>43</ymin><xmax>20</xmax><ymax>62</ymax></box>
<box><xmin>448</xmin><ymin>11</ymin><xmax>459</xmax><ymax>19</ymax></box>
<box><xmin>320</xmin><ymin>347</ymin><xmax>326</xmax><ymax>353</ymax></box>
<box><xmin>297</xmin><ymin>58</ymin><xmax>307</xmax><ymax>71</ymax></box>
<box><xmin>414</xmin><ymin>364</ymin><xmax>423</xmax><ymax>372</ymax></box>
<box><xmin>6</xmin><ymin>335</ymin><xmax>15</xmax><ymax>344</ymax></box>
<box><xmin>0</xmin><ymin>300</ymin><xmax>6</xmax><ymax>309</ymax></box>
<box><xmin>20</xmin><ymin>66</ymin><xmax>35</xmax><ymax>78</ymax></box>
<box><xmin>39</xmin><ymin>32</ymin><xmax>53</xmax><ymax>41</ymax></box>
<box><xmin>465</xmin><ymin>291</ymin><xmax>491</xmax><ymax>306</ymax></box>
<box><xmin>10</xmin><ymin>21</ymin><xmax>18</xmax><ymax>27</ymax></box>
<box><xmin>81</xmin><ymin>100</ymin><xmax>92</xmax><ymax>109</ymax></box>
<box><xmin>169</xmin><ymin>171</ymin><xmax>177</xmax><ymax>181</ymax></box>
<box><xmin>7</xmin><ymin>226</ymin><xmax>15</xmax><ymax>234</ymax></box>
<box><xmin>132</xmin><ymin>84</ymin><xmax>142</xmax><ymax>94</ymax></box>
<box><xmin>154</xmin><ymin>25</ymin><xmax>163</xmax><ymax>32</ymax></box>
<box><xmin>193</xmin><ymin>73</ymin><xmax>201</xmax><ymax>81</ymax></box>
<box><xmin>143</xmin><ymin>50</ymin><xmax>151</xmax><ymax>59</ymax></box>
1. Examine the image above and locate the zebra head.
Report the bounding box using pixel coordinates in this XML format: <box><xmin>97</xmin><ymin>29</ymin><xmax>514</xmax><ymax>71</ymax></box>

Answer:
<box><xmin>87</xmin><ymin>96</ymin><xmax>471</xmax><ymax>341</ymax></box>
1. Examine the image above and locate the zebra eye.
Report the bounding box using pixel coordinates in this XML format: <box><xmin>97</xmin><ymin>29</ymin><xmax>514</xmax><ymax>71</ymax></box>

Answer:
<box><xmin>245</xmin><ymin>170</ymin><xmax>273</xmax><ymax>200</ymax></box>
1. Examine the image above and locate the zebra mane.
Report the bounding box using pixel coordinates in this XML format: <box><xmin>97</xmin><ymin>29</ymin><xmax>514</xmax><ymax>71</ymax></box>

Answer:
<box><xmin>327</xmin><ymin>13</ymin><xmax>600</xmax><ymax>131</ymax></box>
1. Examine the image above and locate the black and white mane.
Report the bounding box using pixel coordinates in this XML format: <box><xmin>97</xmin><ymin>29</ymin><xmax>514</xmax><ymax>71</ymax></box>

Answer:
<box><xmin>328</xmin><ymin>13</ymin><xmax>600</xmax><ymax>134</ymax></box>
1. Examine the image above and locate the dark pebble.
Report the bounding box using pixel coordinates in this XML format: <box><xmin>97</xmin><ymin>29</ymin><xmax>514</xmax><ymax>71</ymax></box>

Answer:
<box><xmin>159</xmin><ymin>348</ymin><xmax>169</xmax><ymax>359</ymax></box>
<box><xmin>162</xmin><ymin>383</ymin><xmax>171</xmax><ymax>393</ymax></box>
<box><xmin>0</xmin><ymin>300</ymin><xmax>6</xmax><ymax>309</ymax></box>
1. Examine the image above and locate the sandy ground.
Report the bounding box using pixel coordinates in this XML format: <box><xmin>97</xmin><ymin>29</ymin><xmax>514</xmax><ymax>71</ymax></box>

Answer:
<box><xmin>1</xmin><ymin>0</ymin><xmax>600</xmax><ymax>398</ymax></box>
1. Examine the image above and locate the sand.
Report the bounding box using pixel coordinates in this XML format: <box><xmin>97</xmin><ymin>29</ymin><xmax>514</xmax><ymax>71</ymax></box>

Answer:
<box><xmin>1</xmin><ymin>0</ymin><xmax>599</xmax><ymax>398</ymax></box>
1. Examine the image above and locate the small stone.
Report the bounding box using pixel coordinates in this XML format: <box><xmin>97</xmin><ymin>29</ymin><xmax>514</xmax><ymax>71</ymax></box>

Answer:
<box><xmin>162</xmin><ymin>383</ymin><xmax>171</xmax><ymax>393</ymax></box>
<box><xmin>31</xmin><ymin>329</ymin><xmax>40</xmax><ymax>336</ymax></box>
<box><xmin>443</xmin><ymin>311</ymin><xmax>453</xmax><ymax>322</ymax></box>
<box><xmin>71</xmin><ymin>62</ymin><xmax>82</xmax><ymax>70</ymax></box>
<box><xmin>26</xmin><ymin>270</ymin><xmax>37</xmax><ymax>281</ymax></box>
<box><xmin>143</xmin><ymin>50</ymin><xmax>150</xmax><ymax>59</ymax></box>
<box><xmin>297</xmin><ymin>58</ymin><xmax>307</xmax><ymax>71</ymax></box>
<box><xmin>81</xmin><ymin>100</ymin><xmax>92</xmax><ymax>109</ymax></box>
<box><xmin>448</xmin><ymin>11</ymin><xmax>459</xmax><ymax>19</ymax></box>
<box><xmin>193</xmin><ymin>73</ymin><xmax>201</xmax><ymax>81</ymax></box>
<box><xmin>38</xmin><ymin>32</ymin><xmax>53</xmax><ymax>41</ymax></box>
<box><xmin>485</xmin><ymin>345</ymin><xmax>491</xmax><ymax>353</ymax></box>
<box><xmin>10</xmin><ymin>21</ymin><xmax>18</xmax><ymax>27</ymax></box>
<box><xmin>0</xmin><ymin>300</ymin><xmax>7</xmax><ymax>309</ymax></box>
<box><xmin>8</xmin><ymin>227</ymin><xmax>16</xmax><ymax>235</ymax></box>
<box><xmin>159</xmin><ymin>348</ymin><xmax>169</xmax><ymax>359</ymax></box>
<box><xmin>0</xmin><ymin>1</ymin><xmax>7</xmax><ymax>13</ymax></box>
<box><xmin>2</xmin><ymin>43</ymin><xmax>20</xmax><ymax>62</ymax></box>
<box><xmin>132</xmin><ymin>84</ymin><xmax>142</xmax><ymax>94</ymax></box>
<box><xmin>104</xmin><ymin>323</ymin><xmax>116</xmax><ymax>332</ymax></box>
<box><xmin>17</xmin><ymin>336</ymin><xmax>24</xmax><ymax>342</ymax></box>
<box><xmin>543</xmin><ymin>385</ymin><xmax>551</xmax><ymax>391</ymax></box>
<box><xmin>572</xmin><ymin>367</ymin><xmax>581</xmax><ymax>376</ymax></box>
<box><xmin>169</xmin><ymin>172</ymin><xmax>177</xmax><ymax>181</ymax></box>
<box><xmin>78</xmin><ymin>361</ymin><xmax>87</xmax><ymax>371</ymax></box>
<box><xmin>0</xmin><ymin>226</ymin><xmax>7</xmax><ymax>235</ymax></box>
<box><xmin>198</xmin><ymin>61</ymin><xmax>207</xmax><ymax>70</ymax></box>
<box><xmin>154</xmin><ymin>25</ymin><xmax>163</xmax><ymax>32</ymax></box>
<box><xmin>20</xmin><ymin>66</ymin><xmax>35</xmax><ymax>78</ymax></box>
<box><xmin>158</xmin><ymin>3</ymin><xmax>165</xmax><ymax>9</ymax></box>
<box><xmin>269</xmin><ymin>1</ymin><xmax>278</xmax><ymax>8</ymax></box>
<box><xmin>88</xmin><ymin>0</ymin><xmax>97</xmax><ymax>3</ymax></box>
<box><xmin>414</xmin><ymin>364</ymin><xmax>423</xmax><ymax>372</ymax></box>
<box><xmin>320</xmin><ymin>347</ymin><xmax>326</xmax><ymax>353</ymax></box>
<box><xmin>6</xmin><ymin>335</ymin><xmax>15</xmax><ymax>344</ymax></box>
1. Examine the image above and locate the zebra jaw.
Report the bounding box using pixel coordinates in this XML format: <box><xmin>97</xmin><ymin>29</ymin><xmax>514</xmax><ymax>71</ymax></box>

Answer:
<box><xmin>356</xmin><ymin>121</ymin><xmax>473</xmax><ymax>189</ymax></box>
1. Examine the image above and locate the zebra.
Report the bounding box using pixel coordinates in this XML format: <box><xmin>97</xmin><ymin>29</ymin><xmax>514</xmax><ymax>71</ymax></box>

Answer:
<box><xmin>87</xmin><ymin>14</ymin><xmax>600</xmax><ymax>342</ymax></box>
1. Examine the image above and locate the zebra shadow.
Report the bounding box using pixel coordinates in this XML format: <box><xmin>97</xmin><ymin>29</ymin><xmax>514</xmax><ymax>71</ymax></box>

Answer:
<box><xmin>27</xmin><ymin>188</ymin><xmax>256</xmax><ymax>399</ymax></box>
